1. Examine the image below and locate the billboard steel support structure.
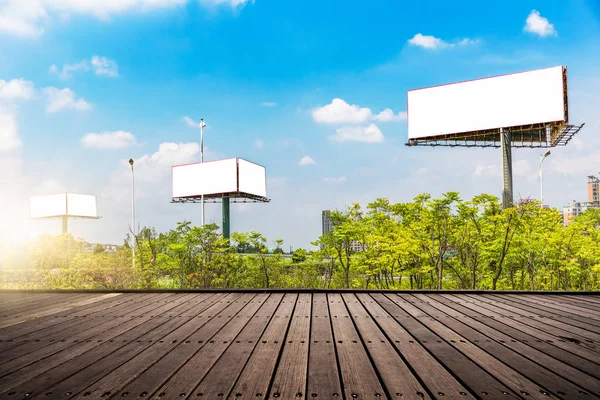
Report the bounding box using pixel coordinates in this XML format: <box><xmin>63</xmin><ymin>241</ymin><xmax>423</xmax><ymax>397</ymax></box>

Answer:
<box><xmin>500</xmin><ymin>128</ymin><xmax>513</xmax><ymax>208</ymax></box>
<box><xmin>222</xmin><ymin>198</ymin><xmax>230</xmax><ymax>241</ymax></box>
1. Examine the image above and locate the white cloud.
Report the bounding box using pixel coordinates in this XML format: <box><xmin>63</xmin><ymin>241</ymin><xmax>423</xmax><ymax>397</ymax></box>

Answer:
<box><xmin>81</xmin><ymin>131</ymin><xmax>138</xmax><ymax>149</ymax></box>
<box><xmin>472</xmin><ymin>164</ymin><xmax>498</xmax><ymax>177</ymax></box>
<box><xmin>49</xmin><ymin>60</ymin><xmax>88</xmax><ymax>79</ymax></box>
<box><xmin>374</xmin><ymin>108</ymin><xmax>407</xmax><ymax>122</ymax></box>
<box><xmin>91</xmin><ymin>56</ymin><xmax>119</xmax><ymax>76</ymax></box>
<box><xmin>253</xmin><ymin>139</ymin><xmax>264</xmax><ymax>149</ymax></box>
<box><xmin>323</xmin><ymin>176</ymin><xmax>346</xmax><ymax>184</ymax></box>
<box><xmin>408</xmin><ymin>33</ymin><xmax>448</xmax><ymax>49</ymax></box>
<box><xmin>524</xmin><ymin>10</ymin><xmax>557</xmax><ymax>37</ymax></box>
<box><xmin>0</xmin><ymin>112</ymin><xmax>21</xmax><ymax>152</ymax></box>
<box><xmin>0</xmin><ymin>0</ymin><xmax>250</xmax><ymax>38</ymax></box>
<box><xmin>313</xmin><ymin>98</ymin><xmax>406</xmax><ymax>125</ymax></box>
<box><xmin>313</xmin><ymin>98</ymin><xmax>372</xmax><ymax>124</ymax></box>
<box><xmin>408</xmin><ymin>33</ymin><xmax>480</xmax><ymax>50</ymax></box>
<box><xmin>44</xmin><ymin>87</ymin><xmax>91</xmax><ymax>113</ymax></box>
<box><xmin>49</xmin><ymin>56</ymin><xmax>118</xmax><ymax>79</ymax></box>
<box><xmin>260</xmin><ymin>101</ymin><xmax>277</xmax><ymax>107</ymax></box>
<box><xmin>458</xmin><ymin>38</ymin><xmax>480</xmax><ymax>46</ymax></box>
<box><xmin>298</xmin><ymin>155</ymin><xmax>316</xmax><ymax>166</ymax></box>
<box><xmin>199</xmin><ymin>0</ymin><xmax>254</xmax><ymax>8</ymax></box>
<box><xmin>183</xmin><ymin>116</ymin><xmax>206</xmax><ymax>128</ymax></box>
<box><xmin>0</xmin><ymin>78</ymin><xmax>36</xmax><ymax>100</ymax></box>
<box><xmin>329</xmin><ymin>124</ymin><xmax>384</xmax><ymax>143</ymax></box>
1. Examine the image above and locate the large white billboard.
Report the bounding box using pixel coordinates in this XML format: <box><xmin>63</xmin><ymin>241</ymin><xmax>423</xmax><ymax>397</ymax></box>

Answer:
<box><xmin>172</xmin><ymin>158</ymin><xmax>268</xmax><ymax>199</ymax></box>
<box><xmin>30</xmin><ymin>193</ymin><xmax>98</xmax><ymax>218</ymax></box>
<box><xmin>407</xmin><ymin>66</ymin><xmax>566</xmax><ymax>139</ymax></box>
<box><xmin>67</xmin><ymin>194</ymin><xmax>98</xmax><ymax>218</ymax></box>
<box><xmin>238</xmin><ymin>159</ymin><xmax>267</xmax><ymax>198</ymax></box>
<box><xmin>172</xmin><ymin>158</ymin><xmax>238</xmax><ymax>198</ymax></box>
<box><xmin>30</xmin><ymin>194</ymin><xmax>67</xmax><ymax>219</ymax></box>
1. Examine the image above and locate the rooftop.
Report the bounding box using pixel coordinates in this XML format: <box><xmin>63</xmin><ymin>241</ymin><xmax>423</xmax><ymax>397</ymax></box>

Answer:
<box><xmin>0</xmin><ymin>291</ymin><xmax>599</xmax><ymax>400</ymax></box>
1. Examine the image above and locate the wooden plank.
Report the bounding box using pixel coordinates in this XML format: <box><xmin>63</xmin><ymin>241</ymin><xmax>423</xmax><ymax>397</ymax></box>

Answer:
<box><xmin>0</xmin><ymin>293</ymin><xmax>92</xmax><ymax>313</ymax></box>
<box><xmin>0</xmin><ymin>294</ymin><xmax>200</xmax><ymax>376</ymax></box>
<box><xmin>327</xmin><ymin>293</ymin><xmax>386</xmax><ymax>399</ymax></box>
<box><xmin>39</xmin><ymin>294</ymin><xmax>237</xmax><ymax>400</ymax></box>
<box><xmin>409</xmin><ymin>294</ymin><xmax>599</xmax><ymax>398</ymax></box>
<box><xmin>306</xmin><ymin>293</ymin><xmax>343</xmax><ymax>400</ymax></box>
<box><xmin>0</xmin><ymin>293</ymin><xmax>64</xmax><ymax>310</ymax></box>
<box><xmin>343</xmin><ymin>293</ymin><xmax>430</xmax><ymax>400</ymax></box>
<box><xmin>0</xmin><ymin>294</ymin><xmax>163</xmax><ymax>338</ymax></box>
<box><xmin>104</xmin><ymin>293</ymin><xmax>265</xmax><ymax>400</ymax></box>
<box><xmin>433</xmin><ymin>294</ymin><xmax>600</xmax><ymax>377</ymax></box>
<box><xmin>449</xmin><ymin>294</ymin><xmax>600</xmax><ymax>361</ymax></box>
<box><xmin>147</xmin><ymin>293</ymin><xmax>279</xmax><ymax>400</ymax></box>
<box><xmin>525</xmin><ymin>294</ymin><xmax>600</xmax><ymax>316</ymax></box>
<box><xmin>357</xmin><ymin>293</ymin><xmax>473</xmax><ymax>400</ymax></box>
<box><xmin>543</xmin><ymin>296</ymin><xmax>600</xmax><ymax>312</ymax></box>
<box><xmin>470</xmin><ymin>294</ymin><xmax>600</xmax><ymax>346</ymax></box>
<box><xmin>499</xmin><ymin>294</ymin><xmax>600</xmax><ymax>328</ymax></box>
<box><xmin>198</xmin><ymin>293</ymin><xmax>295</xmax><ymax>400</ymax></box>
<box><xmin>0</xmin><ymin>293</ymin><xmax>97</xmax><ymax>317</ymax></box>
<box><xmin>0</xmin><ymin>293</ymin><xmax>208</xmax><ymax>397</ymax></box>
<box><xmin>269</xmin><ymin>293</ymin><xmax>311</xmax><ymax>399</ymax></box>
<box><xmin>373</xmin><ymin>293</ymin><xmax>516</xmax><ymax>400</ymax></box>
<box><xmin>0</xmin><ymin>294</ymin><xmax>165</xmax><ymax>355</ymax></box>
<box><xmin>0</xmin><ymin>294</ymin><xmax>122</xmax><ymax>329</ymax></box>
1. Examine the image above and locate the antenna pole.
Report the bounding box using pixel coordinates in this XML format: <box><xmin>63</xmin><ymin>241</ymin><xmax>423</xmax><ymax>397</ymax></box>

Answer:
<box><xmin>200</xmin><ymin>118</ymin><xmax>205</xmax><ymax>227</ymax></box>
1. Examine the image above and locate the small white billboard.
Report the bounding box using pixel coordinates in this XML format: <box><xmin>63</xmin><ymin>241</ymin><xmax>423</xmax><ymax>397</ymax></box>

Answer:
<box><xmin>172</xmin><ymin>158</ymin><xmax>267</xmax><ymax>200</ymax></box>
<box><xmin>30</xmin><ymin>193</ymin><xmax>98</xmax><ymax>219</ymax></box>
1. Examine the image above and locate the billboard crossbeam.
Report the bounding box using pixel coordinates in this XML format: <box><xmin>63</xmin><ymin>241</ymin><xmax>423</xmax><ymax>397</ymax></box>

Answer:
<box><xmin>405</xmin><ymin>123</ymin><xmax>584</xmax><ymax>148</ymax></box>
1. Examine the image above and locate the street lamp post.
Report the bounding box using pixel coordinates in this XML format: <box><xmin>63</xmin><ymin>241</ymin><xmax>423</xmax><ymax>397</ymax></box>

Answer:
<box><xmin>200</xmin><ymin>118</ymin><xmax>206</xmax><ymax>226</ymax></box>
<box><xmin>129</xmin><ymin>158</ymin><xmax>136</xmax><ymax>270</ymax></box>
<box><xmin>539</xmin><ymin>150</ymin><xmax>551</xmax><ymax>206</ymax></box>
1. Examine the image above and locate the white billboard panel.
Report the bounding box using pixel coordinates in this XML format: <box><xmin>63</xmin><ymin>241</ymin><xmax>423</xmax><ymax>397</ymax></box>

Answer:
<box><xmin>407</xmin><ymin>66</ymin><xmax>566</xmax><ymax>139</ymax></box>
<box><xmin>238</xmin><ymin>159</ymin><xmax>267</xmax><ymax>198</ymax></box>
<box><xmin>172</xmin><ymin>158</ymin><xmax>238</xmax><ymax>198</ymax></box>
<box><xmin>30</xmin><ymin>194</ymin><xmax>67</xmax><ymax>218</ymax></box>
<box><xmin>67</xmin><ymin>193</ymin><xmax>97</xmax><ymax>218</ymax></box>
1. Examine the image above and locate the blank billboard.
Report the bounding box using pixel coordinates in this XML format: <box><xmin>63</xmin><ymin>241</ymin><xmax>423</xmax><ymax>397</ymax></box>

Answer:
<box><xmin>172</xmin><ymin>158</ymin><xmax>238</xmax><ymax>198</ymax></box>
<box><xmin>238</xmin><ymin>159</ymin><xmax>267</xmax><ymax>198</ymax></box>
<box><xmin>407</xmin><ymin>66</ymin><xmax>566</xmax><ymax>139</ymax></box>
<box><xmin>172</xmin><ymin>158</ymin><xmax>268</xmax><ymax>199</ymax></box>
<box><xmin>67</xmin><ymin>194</ymin><xmax>98</xmax><ymax>218</ymax></box>
<box><xmin>30</xmin><ymin>193</ymin><xmax>98</xmax><ymax>218</ymax></box>
<box><xmin>30</xmin><ymin>194</ymin><xmax>67</xmax><ymax>219</ymax></box>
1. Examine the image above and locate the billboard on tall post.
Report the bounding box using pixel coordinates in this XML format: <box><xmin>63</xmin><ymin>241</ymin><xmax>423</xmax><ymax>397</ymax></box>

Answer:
<box><xmin>406</xmin><ymin>66</ymin><xmax>583</xmax><ymax>148</ymax></box>
<box><xmin>30</xmin><ymin>193</ymin><xmax>100</xmax><ymax>234</ymax></box>
<box><xmin>404</xmin><ymin>66</ymin><xmax>584</xmax><ymax>209</ymax></box>
<box><xmin>171</xmin><ymin>158</ymin><xmax>269</xmax><ymax>240</ymax></box>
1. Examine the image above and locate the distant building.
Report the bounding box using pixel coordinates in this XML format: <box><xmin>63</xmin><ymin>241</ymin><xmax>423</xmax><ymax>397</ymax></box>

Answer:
<box><xmin>562</xmin><ymin>201</ymin><xmax>588</xmax><ymax>225</ymax></box>
<box><xmin>588</xmin><ymin>175</ymin><xmax>600</xmax><ymax>207</ymax></box>
<box><xmin>82</xmin><ymin>243</ymin><xmax>118</xmax><ymax>253</ymax></box>
<box><xmin>322</xmin><ymin>210</ymin><xmax>334</xmax><ymax>235</ymax></box>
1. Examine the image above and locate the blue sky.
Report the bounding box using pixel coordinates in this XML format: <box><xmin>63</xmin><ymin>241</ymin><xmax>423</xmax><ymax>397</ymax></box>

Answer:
<box><xmin>1</xmin><ymin>0</ymin><xmax>600</xmax><ymax>249</ymax></box>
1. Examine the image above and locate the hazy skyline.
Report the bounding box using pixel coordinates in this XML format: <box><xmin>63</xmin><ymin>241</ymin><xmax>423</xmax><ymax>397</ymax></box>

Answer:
<box><xmin>1</xmin><ymin>0</ymin><xmax>599</xmax><ymax>249</ymax></box>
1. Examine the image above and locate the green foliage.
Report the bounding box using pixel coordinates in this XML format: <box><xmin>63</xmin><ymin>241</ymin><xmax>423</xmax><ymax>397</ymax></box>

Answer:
<box><xmin>2</xmin><ymin>194</ymin><xmax>600</xmax><ymax>291</ymax></box>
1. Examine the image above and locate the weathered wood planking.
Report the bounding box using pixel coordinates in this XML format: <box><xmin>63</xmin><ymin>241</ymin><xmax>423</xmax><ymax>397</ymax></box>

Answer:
<box><xmin>0</xmin><ymin>291</ymin><xmax>598</xmax><ymax>400</ymax></box>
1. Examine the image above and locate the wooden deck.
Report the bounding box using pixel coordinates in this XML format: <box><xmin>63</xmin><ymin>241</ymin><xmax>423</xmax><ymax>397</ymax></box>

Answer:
<box><xmin>0</xmin><ymin>292</ymin><xmax>599</xmax><ymax>400</ymax></box>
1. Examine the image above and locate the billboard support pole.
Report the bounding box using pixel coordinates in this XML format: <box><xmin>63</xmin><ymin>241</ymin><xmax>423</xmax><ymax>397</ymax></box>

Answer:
<box><xmin>501</xmin><ymin>128</ymin><xmax>513</xmax><ymax>208</ymax></box>
<box><xmin>222</xmin><ymin>198</ymin><xmax>230</xmax><ymax>243</ymax></box>
<box><xmin>62</xmin><ymin>216</ymin><xmax>68</xmax><ymax>234</ymax></box>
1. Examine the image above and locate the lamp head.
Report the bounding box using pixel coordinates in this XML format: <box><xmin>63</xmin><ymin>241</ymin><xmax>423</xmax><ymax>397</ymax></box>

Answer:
<box><xmin>128</xmin><ymin>158</ymin><xmax>134</xmax><ymax>166</ymax></box>
<box><xmin>544</xmin><ymin>150</ymin><xmax>551</xmax><ymax>158</ymax></box>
